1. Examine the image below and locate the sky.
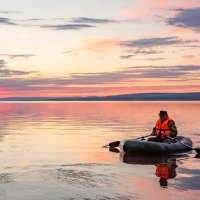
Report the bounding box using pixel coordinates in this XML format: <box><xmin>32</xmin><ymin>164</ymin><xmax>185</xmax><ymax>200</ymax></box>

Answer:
<box><xmin>0</xmin><ymin>0</ymin><xmax>200</xmax><ymax>98</ymax></box>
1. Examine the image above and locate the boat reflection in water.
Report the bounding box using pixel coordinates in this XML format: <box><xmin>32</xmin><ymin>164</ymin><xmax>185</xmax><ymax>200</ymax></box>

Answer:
<box><xmin>119</xmin><ymin>152</ymin><xmax>189</xmax><ymax>188</ymax></box>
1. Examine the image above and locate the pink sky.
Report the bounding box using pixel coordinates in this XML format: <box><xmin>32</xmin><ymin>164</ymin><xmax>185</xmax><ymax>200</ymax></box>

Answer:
<box><xmin>0</xmin><ymin>0</ymin><xmax>200</xmax><ymax>97</ymax></box>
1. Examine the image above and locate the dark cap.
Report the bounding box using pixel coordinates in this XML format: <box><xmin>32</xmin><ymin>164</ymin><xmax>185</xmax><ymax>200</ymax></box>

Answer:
<box><xmin>159</xmin><ymin>110</ymin><xmax>168</xmax><ymax>116</ymax></box>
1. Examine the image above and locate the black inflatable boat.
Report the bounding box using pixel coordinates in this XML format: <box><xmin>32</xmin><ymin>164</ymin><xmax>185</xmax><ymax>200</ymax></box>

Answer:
<box><xmin>119</xmin><ymin>136</ymin><xmax>193</xmax><ymax>155</ymax></box>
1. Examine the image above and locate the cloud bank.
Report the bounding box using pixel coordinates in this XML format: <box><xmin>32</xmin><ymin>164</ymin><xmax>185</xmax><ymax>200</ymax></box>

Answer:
<box><xmin>40</xmin><ymin>24</ymin><xmax>96</xmax><ymax>30</ymax></box>
<box><xmin>119</xmin><ymin>37</ymin><xmax>198</xmax><ymax>48</ymax></box>
<box><xmin>68</xmin><ymin>17</ymin><xmax>118</xmax><ymax>24</ymax></box>
<box><xmin>167</xmin><ymin>7</ymin><xmax>200</xmax><ymax>32</ymax></box>
<box><xmin>0</xmin><ymin>17</ymin><xmax>16</xmax><ymax>25</ymax></box>
<box><xmin>0</xmin><ymin>59</ymin><xmax>37</xmax><ymax>77</ymax></box>
<box><xmin>0</xmin><ymin>54</ymin><xmax>35</xmax><ymax>59</ymax></box>
<box><xmin>1</xmin><ymin>65</ymin><xmax>199</xmax><ymax>97</ymax></box>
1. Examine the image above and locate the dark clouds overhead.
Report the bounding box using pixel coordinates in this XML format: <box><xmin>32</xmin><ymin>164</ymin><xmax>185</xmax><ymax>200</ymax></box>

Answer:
<box><xmin>167</xmin><ymin>7</ymin><xmax>200</xmax><ymax>32</ymax></box>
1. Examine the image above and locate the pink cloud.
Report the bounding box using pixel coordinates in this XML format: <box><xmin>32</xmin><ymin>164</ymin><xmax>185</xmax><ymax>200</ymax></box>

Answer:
<box><xmin>0</xmin><ymin>85</ymin><xmax>199</xmax><ymax>98</ymax></box>
<box><xmin>122</xmin><ymin>0</ymin><xmax>200</xmax><ymax>18</ymax></box>
<box><xmin>85</xmin><ymin>38</ymin><xmax>118</xmax><ymax>53</ymax></box>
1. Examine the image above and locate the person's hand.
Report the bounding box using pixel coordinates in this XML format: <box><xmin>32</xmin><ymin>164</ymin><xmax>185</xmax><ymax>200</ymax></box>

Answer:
<box><xmin>151</xmin><ymin>131</ymin><xmax>156</xmax><ymax>136</ymax></box>
<box><xmin>141</xmin><ymin>136</ymin><xmax>145</xmax><ymax>141</ymax></box>
<box><xmin>151</xmin><ymin>127</ymin><xmax>156</xmax><ymax>136</ymax></box>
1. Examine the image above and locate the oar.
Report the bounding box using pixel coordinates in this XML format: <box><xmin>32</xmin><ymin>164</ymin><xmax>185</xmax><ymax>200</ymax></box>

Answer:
<box><xmin>109</xmin><ymin>134</ymin><xmax>151</xmax><ymax>148</ymax></box>
<box><xmin>166</xmin><ymin>135</ymin><xmax>200</xmax><ymax>154</ymax></box>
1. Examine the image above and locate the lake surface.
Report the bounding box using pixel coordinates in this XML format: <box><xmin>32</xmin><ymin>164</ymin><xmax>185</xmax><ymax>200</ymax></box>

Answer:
<box><xmin>0</xmin><ymin>101</ymin><xmax>199</xmax><ymax>200</ymax></box>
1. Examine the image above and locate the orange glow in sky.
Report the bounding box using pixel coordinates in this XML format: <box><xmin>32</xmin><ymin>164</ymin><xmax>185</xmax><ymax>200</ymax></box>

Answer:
<box><xmin>0</xmin><ymin>0</ymin><xmax>200</xmax><ymax>98</ymax></box>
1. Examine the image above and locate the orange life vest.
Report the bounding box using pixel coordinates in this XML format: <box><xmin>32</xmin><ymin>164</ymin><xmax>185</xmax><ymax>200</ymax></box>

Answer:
<box><xmin>155</xmin><ymin>117</ymin><xmax>174</xmax><ymax>140</ymax></box>
<box><xmin>156</xmin><ymin>164</ymin><xmax>169</xmax><ymax>180</ymax></box>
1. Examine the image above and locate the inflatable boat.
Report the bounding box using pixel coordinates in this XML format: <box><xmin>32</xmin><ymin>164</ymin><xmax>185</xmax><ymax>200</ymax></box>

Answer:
<box><xmin>119</xmin><ymin>136</ymin><xmax>193</xmax><ymax>155</ymax></box>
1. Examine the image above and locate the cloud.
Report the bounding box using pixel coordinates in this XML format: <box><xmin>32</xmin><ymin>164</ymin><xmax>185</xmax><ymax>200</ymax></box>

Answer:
<box><xmin>86</xmin><ymin>38</ymin><xmax>117</xmax><ymax>53</ymax></box>
<box><xmin>0</xmin><ymin>54</ymin><xmax>35</xmax><ymax>59</ymax></box>
<box><xmin>1</xmin><ymin>65</ymin><xmax>200</xmax><ymax>97</ymax></box>
<box><xmin>0</xmin><ymin>59</ymin><xmax>37</xmax><ymax>77</ymax></box>
<box><xmin>119</xmin><ymin>55</ymin><xmax>134</xmax><ymax>59</ymax></box>
<box><xmin>58</xmin><ymin>17</ymin><xmax>137</xmax><ymax>24</ymax></box>
<box><xmin>40</xmin><ymin>24</ymin><xmax>96</xmax><ymax>30</ymax></box>
<box><xmin>119</xmin><ymin>37</ymin><xmax>198</xmax><ymax>48</ymax></box>
<box><xmin>122</xmin><ymin>0</ymin><xmax>200</xmax><ymax>19</ymax></box>
<box><xmin>183</xmin><ymin>55</ymin><xmax>196</xmax><ymax>59</ymax></box>
<box><xmin>167</xmin><ymin>7</ymin><xmax>200</xmax><ymax>32</ymax></box>
<box><xmin>62</xmin><ymin>51</ymin><xmax>74</xmax><ymax>54</ymax></box>
<box><xmin>4</xmin><ymin>65</ymin><xmax>200</xmax><ymax>85</ymax></box>
<box><xmin>0</xmin><ymin>68</ymin><xmax>34</xmax><ymax>76</ymax></box>
<box><xmin>24</xmin><ymin>18</ymin><xmax>47</xmax><ymax>21</ymax></box>
<box><xmin>137</xmin><ymin>58</ymin><xmax>166</xmax><ymax>61</ymax></box>
<box><xmin>0</xmin><ymin>10</ymin><xmax>21</xmax><ymax>14</ymax></box>
<box><xmin>120</xmin><ymin>49</ymin><xmax>164</xmax><ymax>59</ymax></box>
<box><xmin>175</xmin><ymin>45</ymin><xmax>200</xmax><ymax>48</ymax></box>
<box><xmin>68</xmin><ymin>17</ymin><xmax>118</xmax><ymax>24</ymax></box>
<box><xmin>0</xmin><ymin>17</ymin><xmax>16</xmax><ymax>25</ymax></box>
<box><xmin>0</xmin><ymin>15</ymin><xmax>133</xmax><ymax>30</ymax></box>
<box><xmin>133</xmin><ymin>49</ymin><xmax>163</xmax><ymax>54</ymax></box>
<box><xmin>0</xmin><ymin>17</ymin><xmax>96</xmax><ymax>30</ymax></box>
<box><xmin>0</xmin><ymin>60</ymin><xmax>6</xmax><ymax>67</ymax></box>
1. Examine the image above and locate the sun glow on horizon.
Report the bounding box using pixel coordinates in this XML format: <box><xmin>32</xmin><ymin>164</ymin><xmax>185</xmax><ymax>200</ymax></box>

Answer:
<box><xmin>0</xmin><ymin>0</ymin><xmax>200</xmax><ymax>97</ymax></box>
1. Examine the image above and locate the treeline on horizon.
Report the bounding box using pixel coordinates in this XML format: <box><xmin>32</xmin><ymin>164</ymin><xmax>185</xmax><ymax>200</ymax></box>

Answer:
<box><xmin>0</xmin><ymin>92</ymin><xmax>200</xmax><ymax>101</ymax></box>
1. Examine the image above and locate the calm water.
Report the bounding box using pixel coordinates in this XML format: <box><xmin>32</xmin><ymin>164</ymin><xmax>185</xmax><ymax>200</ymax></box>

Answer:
<box><xmin>0</xmin><ymin>102</ymin><xmax>199</xmax><ymax>200</ymax></box>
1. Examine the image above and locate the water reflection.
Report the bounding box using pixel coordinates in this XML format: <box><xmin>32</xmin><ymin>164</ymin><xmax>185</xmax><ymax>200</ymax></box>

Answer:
<box><xmin>120</xmin><ymin>152</ymin><xmax>188</xmax><ymax>188</ymax></box>
<box><xmin>155</xmin><ymin>158</ymin><xmax>177</xmax><ymax>188</ymax></box>
<box><xmin>195</xmin><ymin>154</ymin><xmax>200</xmax><ymax>158</ymax></box>
<box><xmin>0</xmin><ymin>102</ymin><xmax>199</xmax><ymax>199</ymax></box>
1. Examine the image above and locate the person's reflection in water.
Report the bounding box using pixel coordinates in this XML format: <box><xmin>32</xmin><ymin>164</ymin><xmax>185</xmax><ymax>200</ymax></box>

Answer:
<box><xmin>195</xmin><ymin>154</ymin><xmax>200</xmax><ymax>158</ymax></box>
<box><xmin>119</xmin><ymin>153</ymin><xmax>179</xmax><ymax>188</ymax></box>
<box><xmin>155</xmin><ymin>158</ymin><xmax>178</xmax><ymax>188</ymax></box>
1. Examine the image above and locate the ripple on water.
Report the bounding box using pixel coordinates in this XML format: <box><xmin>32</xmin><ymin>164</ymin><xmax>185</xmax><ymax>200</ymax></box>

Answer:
<box><xmin>0</xmin><ymin>102</ymin><xmax>200</xmax><ymax>200</ymax></box>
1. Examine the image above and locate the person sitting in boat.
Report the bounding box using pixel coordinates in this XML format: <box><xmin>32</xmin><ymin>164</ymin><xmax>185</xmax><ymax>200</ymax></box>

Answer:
<box><xmin>148</xmin><ymin>110</ymin><xmax>178</xmax><ymax>142</ymax></box>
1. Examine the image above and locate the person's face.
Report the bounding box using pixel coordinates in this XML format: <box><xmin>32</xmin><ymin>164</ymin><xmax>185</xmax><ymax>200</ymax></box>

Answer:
<box><xmin>159</xmin><ymin>114</ymin><xmax>166</xmax><ymax>121</ymax></box>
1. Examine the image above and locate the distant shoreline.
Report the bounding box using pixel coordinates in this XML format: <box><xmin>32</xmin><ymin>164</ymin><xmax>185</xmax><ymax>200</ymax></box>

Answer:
<box><xmin>0</xmin><ymin>92</ymin><xmax>200</xmax><ymax>101</ymax></box>
<box><xmin>0</xmin><ymin>100</ymin><xmax>199</xmax><ymax>103</ymax></box>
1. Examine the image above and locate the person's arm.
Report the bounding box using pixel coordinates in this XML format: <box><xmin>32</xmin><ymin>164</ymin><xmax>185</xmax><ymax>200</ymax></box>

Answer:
<box><xmin>168</xmin><ymin>120</ymin><xmax>178</xmax><ymax>137</ymax></box>
<box><xmin>151</xmin><ymin>127</ymin><xmax>156</xmax><ymax>136</ymax></box>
